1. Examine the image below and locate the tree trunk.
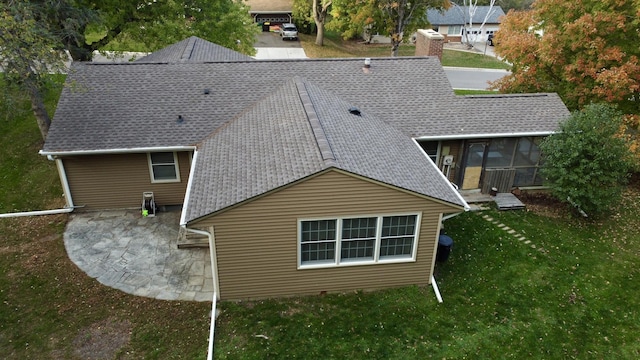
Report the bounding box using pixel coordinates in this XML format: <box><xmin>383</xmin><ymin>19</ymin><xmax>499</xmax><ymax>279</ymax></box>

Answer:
<box><xmin>391</xmin><ymin>39</ymin><xmax>400</xmax><ymax>57</ymax></box>
<box><xmin>315</xmin><ymin>23</ymin><xmax>325</xmax><ymax>46</ymax></box>
<box><xmin>27</xmin><ymin>82</ymin><xmax>51</xmax><ymax>140</ymax></box>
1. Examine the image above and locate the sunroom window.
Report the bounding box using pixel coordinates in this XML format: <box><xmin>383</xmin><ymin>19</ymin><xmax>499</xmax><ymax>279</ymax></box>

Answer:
<box><xmin>299</xmin><ymin>214</ymin><xmax>420</xmax><ymax>268</ymax></box>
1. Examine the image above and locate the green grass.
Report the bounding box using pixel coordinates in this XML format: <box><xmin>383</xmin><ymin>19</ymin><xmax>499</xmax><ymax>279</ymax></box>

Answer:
<box><xmin>300</xmin><ymin>31</ymin><xmax>510</xmax><ymax>69</ymax></box>
<box><xmin>0</xmin><ymin>78</ymin><xmax>210</xmax><ymax>359</ymax></box>
<box><xmin>455</xmin><ymin>89</ymin><xmax>499</xmax><ymax>95</ymax></box>
<box><xmin>2</xmin><ymin>77</ymin><xmax>638</xmax><ymax>358</ymax></box>
<box><xmin>214</xmin><ymin>193</ymin><xmax>640</xmax><ymax>358</ymax></box>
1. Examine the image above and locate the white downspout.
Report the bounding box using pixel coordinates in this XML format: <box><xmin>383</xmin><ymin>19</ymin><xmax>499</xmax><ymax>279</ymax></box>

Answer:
<box><xmin>184</xmin><ymin>226</ymin><xmax>220</xmax><ymax>360</ymax></box>
<box><xmin>431</xmin><ymin>275</ymin><xmax>443</xmax><ymax>303</ymax></box>
<box><xmin>54</xmin><ymin>157</ymin><xmax>74</xmax><ymax>208</ymax></box>
<box><xmin>0</xmin><ymin>157</ymin><xmax>75</xmax><ymax>218</ymax></box>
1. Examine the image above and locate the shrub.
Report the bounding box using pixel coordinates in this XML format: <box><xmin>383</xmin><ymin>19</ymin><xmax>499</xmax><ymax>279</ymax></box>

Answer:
<box><xmin>539</xmin><ymin>103</ymin><xmax>633</xmax><ymax>217</ymax></box>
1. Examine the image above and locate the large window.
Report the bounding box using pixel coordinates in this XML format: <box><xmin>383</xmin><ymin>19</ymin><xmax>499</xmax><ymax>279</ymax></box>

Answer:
<box><xmin>299</xmin><ymin>214</ymin><xmax>420</xmax><ymax>268</ymax></box>
<box><xmin>148</xmin><ymin>152</ymin><xmax>180</xmax><ymax>183</ymax></box>
<box><xmin>447</xmin><ymin>26</ymin><xmax>462</xmax><ymax>35</ymax></box>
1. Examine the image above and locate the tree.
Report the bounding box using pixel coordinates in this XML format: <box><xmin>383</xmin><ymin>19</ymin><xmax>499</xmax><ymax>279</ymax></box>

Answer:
<box><xmin>491</xmin><ymin>0</ymin><xmax>640</xmax><ymax>114</ymax></box>
<box><xmin>71</xmin><ymin>0</ymin><xmax>259</xmax><ymax>59</ymax></box>
<box><xmin>1</xmin><ymin>0</ymin><xmax>258</xmax><ymax>140</ymax></box>
<box><xmin>0</xmin><ymin>0</ymin><xmax>94</xmax><ymax>140</ymax></box>
<box><xmin>539</xmin><ymin>104</ymin><xmax>633</xmax><ymax>217</ymax></box>
<box><xmin>454</xmin><ymin>0</ymin><xmax>497</xmax><ymax>46</ymax></box>
<box><xmin>312</xmin><ymin>0</ymin><xmax>332</xmax><ymax>46</ymax></box>
<box><xmin>330</xmin><ymin>0</ymin><xmax>450</xmax><ymax>56</ymax></box>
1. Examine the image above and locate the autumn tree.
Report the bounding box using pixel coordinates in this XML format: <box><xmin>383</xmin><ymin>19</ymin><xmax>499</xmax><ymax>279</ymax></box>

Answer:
<box><xmin>491</xmin><ymin>0</ymin><xmax>640</xmax><ymax>114</ymax></box>
<box><xmin>330</xmin><ymin>0</ymin><xmax>450</xmax><ymax>56</ymax></box>
<box><xmin>539</xmin><ymin>104</ymin><xmax>633</xmax><ymax>217</ymax></box>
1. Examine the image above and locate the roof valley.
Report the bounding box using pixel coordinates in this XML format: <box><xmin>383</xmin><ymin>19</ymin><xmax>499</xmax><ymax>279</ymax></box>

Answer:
<box><xmin>294</xmin><ymin>78</ymin><xmax>337</xmax><ymax>168</ymax></box>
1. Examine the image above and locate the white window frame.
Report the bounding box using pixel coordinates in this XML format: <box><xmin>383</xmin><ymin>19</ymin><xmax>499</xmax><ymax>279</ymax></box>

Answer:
<box><xmin>147</xmin><ymin>152</ymin><xmax>180</xmax><ymax>183</ymax></box>
<box><xmin>297</xmin><ymin>213</ymin><xmax>422</xmax><ymax>269</ymax></box>
<box><xmin>447</xmin><ymin>25</ymin><xmax>462</xmax><ymax>35</ymax></box>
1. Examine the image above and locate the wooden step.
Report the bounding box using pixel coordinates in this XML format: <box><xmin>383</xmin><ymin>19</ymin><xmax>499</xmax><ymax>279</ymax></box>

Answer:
<box><xmin>177</xmin><ymin>227</ymin><xmax>210</xmax><ymax>248</ymax></box>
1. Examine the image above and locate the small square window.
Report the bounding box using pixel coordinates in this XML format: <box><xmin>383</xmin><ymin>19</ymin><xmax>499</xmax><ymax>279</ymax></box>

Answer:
<box><xmin>148</xmin><ymin>152</ymin><xmax>180</xmax><ymax>183</ymax></box>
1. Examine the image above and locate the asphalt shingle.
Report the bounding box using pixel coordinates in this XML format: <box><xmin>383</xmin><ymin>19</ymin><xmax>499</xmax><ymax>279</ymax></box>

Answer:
<box><xmin>185</xmin><ymin>78</ymin><xmax>465</xmax><ymax>222</ymax></box>
<box><xmin>427</xmin><ymin>6</ymin><xmax>506</xmax><ymax>26</ymax></box>
<box><xmin>135</xmin><ymin>36</ymin><xmax>253</xmax><ymax>63</ymax></box>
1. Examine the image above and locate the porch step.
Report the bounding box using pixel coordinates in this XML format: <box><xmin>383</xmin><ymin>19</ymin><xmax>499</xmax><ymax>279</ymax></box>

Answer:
<box><xmin>495</xmin><ymin>193</ymin><xmax>525</xmax><ymax>210</ymax></box>
<box><xmin>177</xmin><ymin>227</ymin><xmax>210</xmax><ymax>248</ymax></box>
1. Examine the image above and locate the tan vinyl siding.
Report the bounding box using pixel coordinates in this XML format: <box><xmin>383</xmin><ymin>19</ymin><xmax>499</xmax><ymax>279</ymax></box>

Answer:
<box><xmin>62</xmin><ymin>152</ymin><xmax>191</xmax><ymax>210</ymax></box>
<box><xmin>192</xmin><ymin>170</ymin><xmax>460</xmax><ymax>300</ymax></box>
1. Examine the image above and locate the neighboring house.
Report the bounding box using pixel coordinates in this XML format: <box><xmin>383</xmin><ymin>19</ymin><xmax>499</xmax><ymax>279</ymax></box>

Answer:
<box><xmin>42</xmin><ymin>35</ymin><xmax>568</xmax><ymax>300</ymax></box>
<box><xmin>427</xmin><ymin>6</ymin><xmax>506</xmax><ymax>43</ymax></box>
<box><xmin>243</xmin><ymin>0</ymin><xmax>292</xmax><ymax>25</ymax></box>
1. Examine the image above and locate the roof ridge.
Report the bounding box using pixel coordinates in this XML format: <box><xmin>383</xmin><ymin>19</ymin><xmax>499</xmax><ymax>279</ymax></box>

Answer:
<box><xmin>294</xmin><ymin>78</ymin><xmax>337</xmax><ymax>167</ymax></box>
<box><xmin>181</xmin><ymin>37</ymin><xmax>197</xmax><ymax>61</ymax></box>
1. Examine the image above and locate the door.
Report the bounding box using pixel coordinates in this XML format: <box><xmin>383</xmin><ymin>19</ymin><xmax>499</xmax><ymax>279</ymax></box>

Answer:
<box><xmin>461</xmin><ymin>142</ymin><xmax>487</xmax><ymax>190</ymax></box>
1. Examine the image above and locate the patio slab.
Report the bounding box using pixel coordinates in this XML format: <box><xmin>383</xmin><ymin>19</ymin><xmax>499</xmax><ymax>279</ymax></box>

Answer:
<box><xmin>63</xmin><ymin>210</ymin><xmax>214</xmax><ymax>302</ymax></box>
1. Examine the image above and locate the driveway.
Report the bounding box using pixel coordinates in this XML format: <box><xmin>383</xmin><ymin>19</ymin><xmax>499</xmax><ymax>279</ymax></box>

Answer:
<box><xmin>254</xmin><ymin>32</ymin><xmax>307</xmax><ymax>59</ymax></box>
<box><xmin>64</xmin><ymin>210</ymin><xmax>214</xmax><ymax>302</ymax></box>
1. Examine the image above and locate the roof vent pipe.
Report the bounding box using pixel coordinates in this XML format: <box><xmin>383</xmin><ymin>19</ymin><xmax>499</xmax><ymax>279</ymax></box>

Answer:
<box><xmin>364</xmin><ymin>58</ymin><xmax>371</xmax><ymax>68</ymax></box>
<box><xmin>177</xmin><ymin>115</ymin><xmax>184</xmax><ymax>123</ymax></box>
<box><xmin>349</xmin><ymin>107</ymin><xmax>361</xmax><ymax>116</ymax></box>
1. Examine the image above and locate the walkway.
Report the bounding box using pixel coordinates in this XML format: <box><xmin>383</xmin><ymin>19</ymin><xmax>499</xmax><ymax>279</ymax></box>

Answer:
<box><xmin>64</xmin><ymin>210</ymin><xmax>214</xmax><ymax>302</ymax></box>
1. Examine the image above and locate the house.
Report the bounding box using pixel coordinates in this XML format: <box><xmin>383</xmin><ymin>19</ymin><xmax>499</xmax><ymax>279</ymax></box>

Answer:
<box><xmin>427</xmin><ymin>6</ymin><xmax>506</xmax><ymax>43</ymax></box>
<box><xmin>243</xmin><ymin>0</ymin><xmax>293</xmax><ymax>26</ymax></box>
<box><xmin>41</xmin><ymin>33</ymin><xmax>569</xmax><ymax>300</ymax></box>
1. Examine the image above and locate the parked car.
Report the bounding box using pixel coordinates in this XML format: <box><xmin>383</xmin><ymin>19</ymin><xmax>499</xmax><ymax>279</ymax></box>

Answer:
<box><xmin>487</xmin><ymin>34</ymin><xmax>495</xmax><ymax>46</ymax></box>
<box><xmin>280</xmin><ymin>23</ymin><xmax>298</xmax><ymax>41</ymax></box>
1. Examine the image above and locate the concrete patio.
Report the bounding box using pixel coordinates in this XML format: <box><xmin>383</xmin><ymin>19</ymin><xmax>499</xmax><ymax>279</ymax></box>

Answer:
<box><xmin>63</xmin><ymin>210</ymin><xmax>214</xmax><ymax>302</ymax></box>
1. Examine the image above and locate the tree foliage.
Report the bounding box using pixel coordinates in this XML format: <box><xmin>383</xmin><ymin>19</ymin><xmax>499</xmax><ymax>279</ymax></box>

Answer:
<box><xmin>329</xmin><ymin>0</ymin><xmax>450</xmax><ymax>56</ymax></box>
<box><xmin>0</xmin><ymin>0</ymin><xmax>94</xmax><ymax>139</ymax></box>
<box><xmin>1</xmin><ymin>0</ymin><xmax>258</xmax><ymax>139</ymax></box>
<box><xmin>539</xmin><ymin>104</ymin><xmax>633</xmax><ymax>217</ymax></box>
<box><xmin>491</xmin><ymin>0</ymin><xmax>640</xmax><ymax>114</ymax></box>
<box><xmin>77</xmin><ymin>0</ymin><xmax>259</xmax><ymax>59</ymax></box>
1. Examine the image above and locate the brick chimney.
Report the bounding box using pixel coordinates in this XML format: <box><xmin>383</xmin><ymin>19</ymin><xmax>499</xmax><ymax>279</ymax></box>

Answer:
<box><xmin>415</xmin><ymin>29</ymin><xmax>445</xmax><ymax>61</ymax></box>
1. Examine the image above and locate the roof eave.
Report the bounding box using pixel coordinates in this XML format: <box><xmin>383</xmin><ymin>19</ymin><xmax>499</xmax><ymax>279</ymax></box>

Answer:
<box><xmin>414</xmin><ymin>131</ymin><xmax>556</xmax><ymax>141</ymax></box>
<box><xmin>40</xmin><ymin>146</ymin><xmax>197</xmax><ymax>157</ymax></box>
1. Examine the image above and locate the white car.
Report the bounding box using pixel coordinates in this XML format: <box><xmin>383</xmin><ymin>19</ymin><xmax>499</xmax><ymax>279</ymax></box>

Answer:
<box><xmin>280</xmin><ymin>23</ymin><xmax>298</xmax><ymax>41</ymax></box>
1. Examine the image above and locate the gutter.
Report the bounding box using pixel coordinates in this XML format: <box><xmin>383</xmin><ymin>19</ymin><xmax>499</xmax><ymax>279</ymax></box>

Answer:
<box><xmin>39</xmin><ymin>145</ymin><xmax>197</xmax><ymax>157</ymax></box>
<box><xmin>414</xmin><ymin>131</ymin><xmax>554</xmax><ymax>141</ymax></box>
<box><xmin>412</xmin><ymin>139</ymin><xmax>470</xmax><ymax>211</ymax></box>
<box><xmin>185</xmin><ymin>226</ymin><xmax>220</xmax><ymax>360</ymax></box>
<box><xmin>179</xmin><ymin>149</ymin><xmax>199</xmax><ymax>226</ymax></box>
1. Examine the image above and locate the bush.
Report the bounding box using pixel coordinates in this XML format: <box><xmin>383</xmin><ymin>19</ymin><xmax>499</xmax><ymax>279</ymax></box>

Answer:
<box><xmin>539</xmin><ymin>103</ymin><xmax>633</xmax><ymax>217</ymax></box>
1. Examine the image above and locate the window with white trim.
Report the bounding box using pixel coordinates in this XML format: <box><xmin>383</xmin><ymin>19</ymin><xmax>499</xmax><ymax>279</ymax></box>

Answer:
<box><xmin>148</xmin><ymin>152</ymin><xmax>180</xmax><ymax>183</ymax></box>
<box><xmin>447</xmin><ymin>26</ymin><xmax>462</xmax><ymax>35</ymax></box>
<box><xmin>299</xmin><ymin>214</ymin><xmax>420</xmax><ymax>268</ymax></box>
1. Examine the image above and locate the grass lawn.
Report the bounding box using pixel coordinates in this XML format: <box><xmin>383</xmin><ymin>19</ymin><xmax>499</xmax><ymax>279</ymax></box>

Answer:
<box><xmin>2</xmin><ymin>81</ymin><xmax>638</xmax><ymax>357</ymax></box>
<box><xmin>299</xmin><ymin>32</ymin><xmax>510</xmax><ymax>70</ymax></box>
<box><xmin>213</xmin><ymin>188</ymin><xmax>640</xmax><ymax>359</ymax></box>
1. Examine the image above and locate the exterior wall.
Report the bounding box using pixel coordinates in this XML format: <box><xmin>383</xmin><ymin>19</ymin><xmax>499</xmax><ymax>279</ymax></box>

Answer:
<box><xmin>62</xmin><ymin>152</ymin><xmax>191</xmax><ymax>210</ymax></box>
<box><xmin>192</xmin><ymin>170</ymin><xmax>460</xmax><ymax>300</ymax></box>
<box><xmin>441</xmin><ymin>140</ymin><xmax>463</xmax><ymax>183</ymax></box>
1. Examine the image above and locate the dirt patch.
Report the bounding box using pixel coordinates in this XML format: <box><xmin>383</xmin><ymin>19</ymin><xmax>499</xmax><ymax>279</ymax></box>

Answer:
<box><xmin>72</xmin><ymin>317</ymin><xmax>132</xmax><ymax>360</ymax></box>
<box><xmin>518</xmin><ymin>191</ymin><xmax>571</xmax><ymax>219</ymax></box>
